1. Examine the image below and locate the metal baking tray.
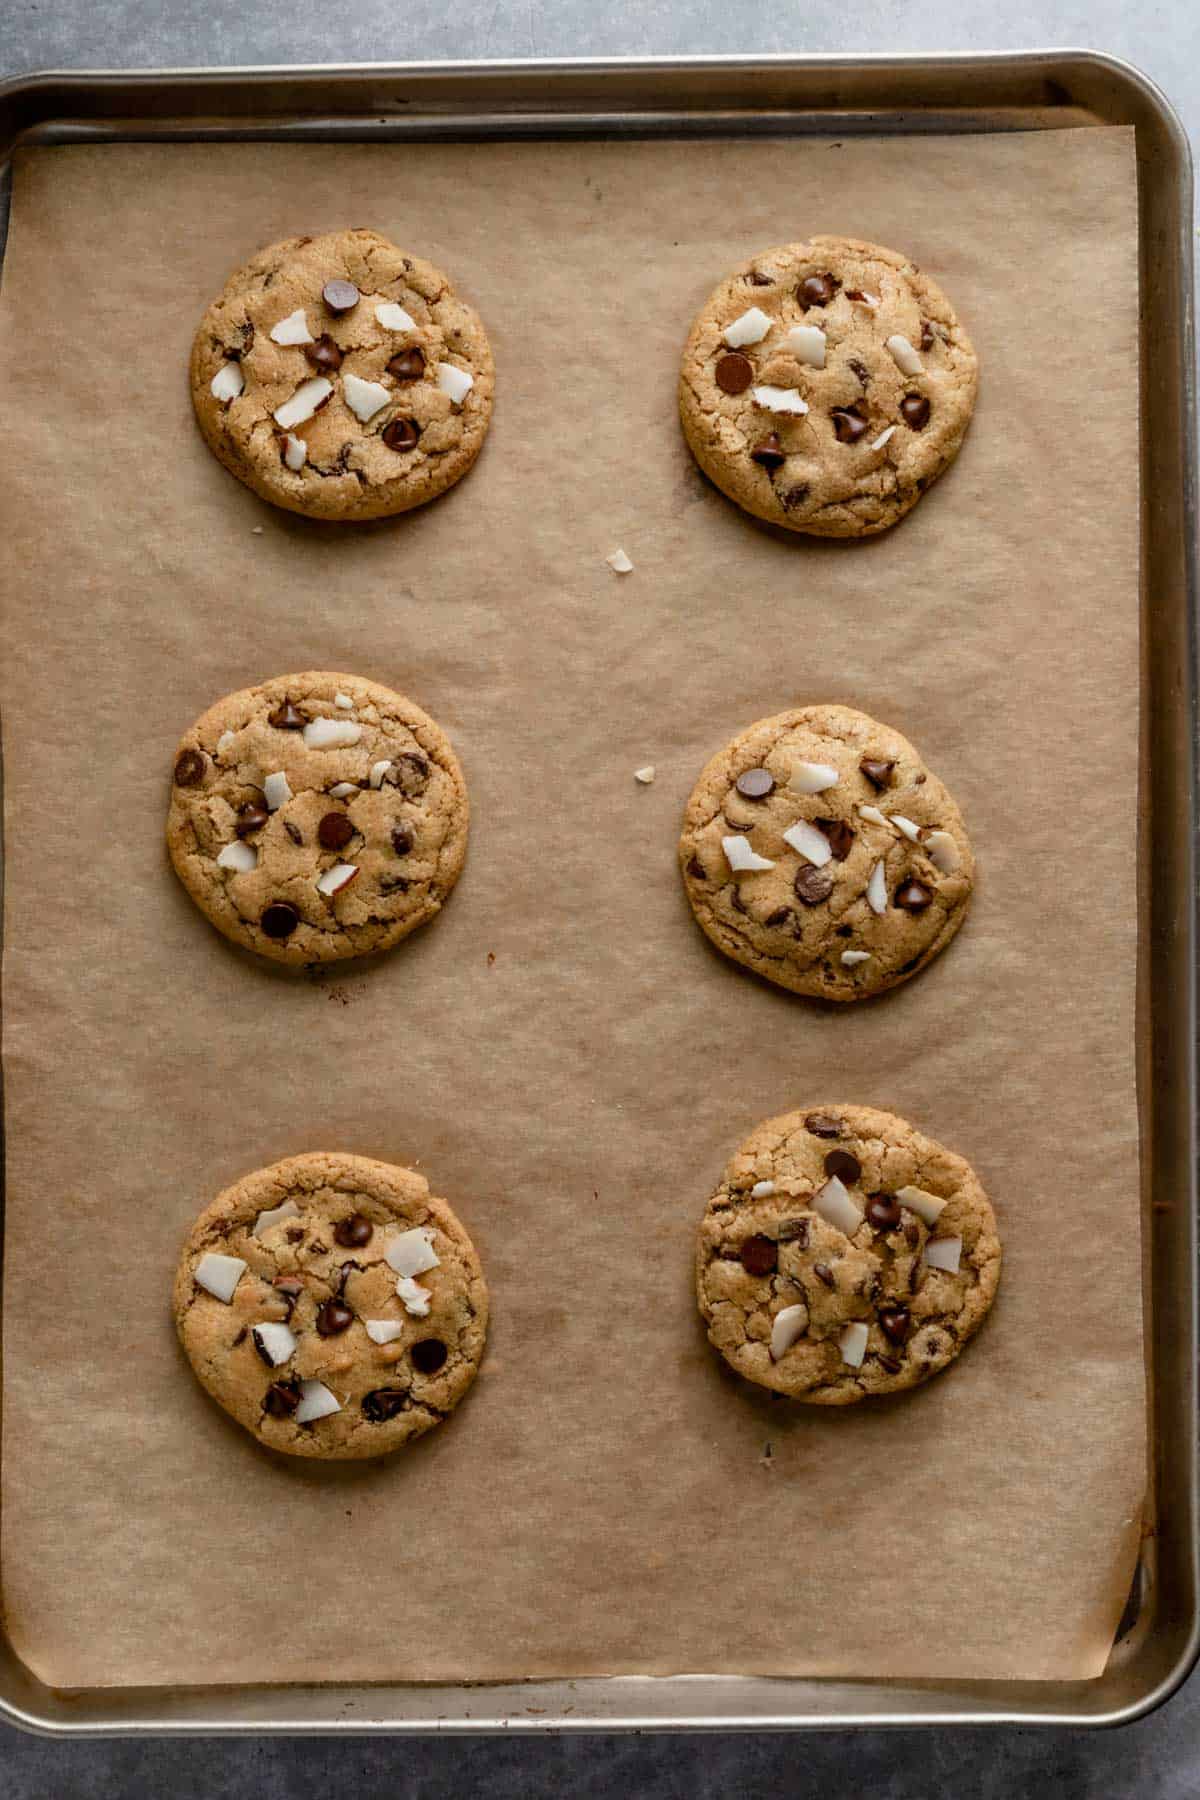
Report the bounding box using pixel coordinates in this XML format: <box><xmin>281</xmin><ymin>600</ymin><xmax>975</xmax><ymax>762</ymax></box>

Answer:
<box><xmin>0</xmin><ymin>50</ymin><xmax>1194</xmax><ymax>1735</ymax></box>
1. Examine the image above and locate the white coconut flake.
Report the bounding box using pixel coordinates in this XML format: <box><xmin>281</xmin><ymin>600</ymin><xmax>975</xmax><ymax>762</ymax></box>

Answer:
<box><xmin>252</xmin><ymin>1321</ymin><xmax>297</xmax><ymax>1367</ymax></box>
<box><xmin>871</xmin><ymin>426</ymin><xmax>897</xmax><ymax>451</ymax></box>
<box><xmin>858</xmin><ymin>804</ymin><xmax>896</xmax><ymax>831</ymax></box>
<box><xmin>316</xmin><ymin>862</ymin><xmax>358</xmax><ymax>897</ymax></box>
<box><xmin>343</xmin><ymin>372</ymin><xmax>391</xmax><ymax>423</ymax></box>
<box><xmin>812</xmin><ymin>1175</ymin><xmax>864</xmax><ymax>1236</ymax></box>
<box><xmin>282</xmin><ymin>433</ymin><xmax>306</xmax><ymax>471</ymax></box>
<box><xmin>782</xmin><ymin>819</ymin><xmax>832</xmax><ymax>867</ymax></box>
<box><xmin>375</xmin><ymin>301</ymin><xmax>418</xmax><ymax>332</ymax></box>
<box><xmin>790</xmin><ymin>760</ymin><xmax>839</xmax><ymax>794</ymax></box>
<box><xmin>923</xmin><ymin>1235</ymin><xmax>963</xmax><ymax>1274</ymax></box>
<box><xmin>897</xmin><ymin>1185</ymin><xmax>948</xmax><ymax>1227</ymax></box>
<box><xmin>252</xmin><ymin>1199</ymin><xmax>300</xmax><ymax>1238</ymax></box>
<box><xmin>273</xmin><ymin>376</ymin><xmax>332</xmax><ymax>430</ymax></box>
<box><xmin>365</xmin><ymin>1319</ymin><xmax>406</xmax><ymax>1345</ymax></box>
<box><xmin>194</xmin><ymin>1252</ymin><xmax>246</xmax><ymax>1303</ymax></box>
<box><xmin>216</xmin><ymin>730</ymin><xmax>237</xmax><ymax>756</ymax></box>
<box><xmin>606</xmin><ymin>547</ymin><xmax>634</xmax><ymax>574</ymax></box>
<box><xmin>263</xmin><ymin>771</ymin><xmax>292</xmax><ymax>811</ymax></box>
<box><xmin>839</xmin><ymin>1321</ymin><xmax>869</xmax><ymax>1368</ymax></box>
<box><xmin>841</xmin><ymin>950</ymin><xmax>871</xmax><ymax>967</ymax></box>
<box><xmin>923</xmin><ymin>829</ymin><xmax>961</xmax><ymax>874</ymax></box>
<box><xmin>723</xmin><ymin>834</ymin><xmax>775</xmax><ymax>874</ymax></box>
<box><xmin>295</xmin><ymin>1380</ymin><xmax>341</xmax><ymax>1424</ymax></box>
<box><xmin>751</xmin><ymin>385</ymin><xmax>809</xmax><ymax>415</ymax></box>
<box><xmin>328</xmin><ymin>782</ymin><xmax>358</xmax><ymax>799</ymax></box>
<box><xmin>886</xmin><ymin>334</ymin><xmax>924</xmax><ymax>376</ymax></box>
<box><xmin>770</xmin><ymin>1303</ymin><xmax>809</xmax><ymax>1361</ymax></box>
<box><xmin>634</xmin><ymin>765</ymin><xmax>655</xmax><ymax>784</ymax></box>
<box><xmin>334</xmin><ymin>693</ymin><xmax>354</xmax><ymax>709</ymax></box>
<box><xmin>269</xmin><ymin>308</ymin><xmax>313</xmax><ymax>346</ymax></box>
<box><xmin>396</xmin><ymin>1275</ymin><xmax>432</xmax><ymax>1318</ymax></box>
<box><xmin>786</xmin><ymin>324</ymin><xmax>826</xmax><ymax>368</ymax></box>
<box><xmin>369</xmin><ymin>759</ymin><xmax>393</xmax><ymax>789</ymax></box>
<box><xmin>216</xmin><ymin>839</ymin><xmax>257</xmax><ymax>874</ymax></box>
<box><xmin>210</xmin><ymin>361</ymin><xmax>244</xmax><ymax>403</ymax></box>
<box><xmin>751</xmin><ymin>1180</ymin><xmax>776</xmax><ymax>1199</ymax></box>
<box><xmin>866</xmin><ymin>860</ymin><xmax>888</xmax><ymax>915</ymax></box>
<box><xmin>385</xmin><ymin>1227</ymin><xmax>440</xmax><ymax>1278</ymax></box>
<box><xmin>723</xmin><ymin>306</ymin><xmax>771</xmax><ymax>347</ymax></box>
<box><xmin>303</xmin><ymin>717</ymin><xmax>362</xmax><ymax>750</ymax></box>
<box><xmin>436</xmin><ymin>362</ymin><xmax>474</xmax><ymax>405</ymax></box>
<box><xmin>892</xmin><ymin>814</ymin><xmax>922</xmax><ymax>844</ymax></box>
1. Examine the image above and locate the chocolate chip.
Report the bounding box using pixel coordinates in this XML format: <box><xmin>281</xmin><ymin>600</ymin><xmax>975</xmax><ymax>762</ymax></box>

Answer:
<box><xmin>919</xmin><ymin>319</ymin><xmax>938</xmax><ymax>351</ymax></box>
<box><xmin>848</xmin><ymin>356</ymin><xmax>871</xmax><ymax>387</ymax></box>
<box><xmin>322</xmin><ymin>278</ymin><xmax>360</xmax><ymax>314</ymax></box>
<box><xmin>831</xmin><ymin>405</ymin><xmax>869</xmax><ymax>444</ymax></box>
<box><xmin>263</xmin><ymin>1381</ymin><xmax>302</xmax><ymax>1417</ymax></box>
<box><xmin>876</xmin><ymin>1354</ymin><xmax>902</xmax><ymax>1375</ymax></box>
<box><xmin>866</xmin><ymin>1194</ymin><xmax>902</xmax><ymax>1231</ymax></box>
<box><xmin>318</xmin><ymin>811</ymin><xmax>355</xmax><ymax>852</ymax></box>
<box><xmin>739</xmin><ymin>1234</ymin><xmax>778</xmax><ymax>1277</ymax></box>
<box><xmin>390</xmin><ymin>824</ymin><xmax>414</xmax><ymax>857</ymax></box>
<box><xmin>815</xmin><ymin>817</ymin><xmax>854</xmax><ymax>861</ymax></box>
<box><xmin>333</xmin><ymin>1212</ymin><xmax>372</xmax><ymax>1248</ymax></box>
<box><xmin>410</xmin><ymin>1338</ymin><xmax>448</xmax><ymax>1375</ymax></box>
<box><xmin>836</xmin><ymin>924</ymin><xmax>853</xmax><ymax>938</ymax></box>
<box><xmin>362</xmin><ymin>1388</ymin><xmax>408</xmax><ymax>1422</ymax></box>
<box><xmin>391</xmin><ymin>752</ymin><xmax>430</xmax><ymax>796</ymax></box>
<box><xmin>686</xmin><ymin>854</ymin><xmax>706</xmax><ymax>881</ymax></box>
<box><xmin>735</xmin><ymin>767</ymin><xmax>775</xmax><ymax>799</ymax></box>
<box><xmin>900</xmin><ymin>393</ymin><xmax>931</xmax><ymax>430</ymax></box>
<box><xmin>845</xmin><ymin>289</ymin><xmax>869</xmax><ymax>303</ymax></box>
<box><xmin>260</xmin><ymin>901</ymin><xmax>300</xmax><ymax>939</ymax></box>
<box><xmin>174</xmin><ymin>749</ymin><xmax>206</xmax><ymax>787</ymax></box>
<box><xmin>765</xmin><ymin>907</ymin><xmax>792</xmax><ymax>928</ymax></box>
<box><xmin>805</xmin><ymin>1113</ymin><xmax>842</xmax><ymax>1138</ymax></box>
<box><xmin>337</xmin><ymin>1260</ymin><xmax>364</xmax><ymax>1292</ymax></box>
<box><xmin>824</xmin><ymin>1149</ymin><xmax>861</xmax><ymax>1184</ymax></box>
<box><xmin>750</xmin><ymin>433</ymin><xmax>786</xmax><ymax>471</ymax></box>
<box><xmin>798</xmin><ymin>272</ymin><xmax>838</xmax><ymax>308</ymax></box>
<box><xmin>304</xmin><ymin>334</ymin><xmax>343</xmax><ymax>372</ymax></box>
<box><xmin>232</xmin><ymin>1326</ymin><xmax>247</xmax><ymax>1345</ymax></box>
<box><xmin>781</xmin><ymin>484</ymin><xmax>810</xmax><ymax>512</ymax></box>
<box><xmin>813</xmin><ymin>1262</ymin><xmax>836</xmax><ymax>1288</ymax></box>
<box><xmin>860</xmin><ymin>758</ymin><xmax>894</xmax><ymax>790</ymax></box>
<box><xmin>878</xmin><ymin>1305</ymin><xmax>911</xmax><ymax>1344</ymax></box>
<box><xmin>729</xmin><ymin>885</ymin><xmax>748</xmax><ymax>915</ymax></box>
<box><xmin>285</xmin><ymin>1226</ymin><xmax>305</xmax><ymax>1243</ymax></box>
<box><xmin>895</xmin><ymin>879</ymin><xmax>933</xmax><ymax>913</ymax></box>
<box><xmin>747</xmin><ymin>269</ymin><xmax>773</xmax><ymax>286</ymax></box>
<box><xmin>382</xmin><ymin>417</ymin><xmax>421</xmax><ymax>453</ymax></box>
<box><xmin>909</xmin><ymin>1260</ymin><xmax>925</xmax><ymax>1294</ymax></box>
<box><xmin>268</xmin><ymin>700</ymin><xmax>304</xmax><ymax>730</ymax></box>
<box><xmin>315</xmin><ymin>1299</ymin><xmax>353</xmax><ymax>1337</ymax></box>
<box><xmin>905</xmin><ymin>1222</ymin><xmax>920</xmax><ymax>1248</ymax></box>
<box><xmin>235</xmin><ymin>803</ymin><xmax>269</xmax><ymax>837</ymax></box>
<box><xmin>794</xmin><ymin>864</ymin><xmax>834</xmax><ymax>906</ymax></box>
<box><xmin>777</xmin><ymin>1217</ymin><xmax>810</xmax><ymax>1246</ymax></box>
<box><xmin>387</xmin><ymin>347</ymin><xmax>425</xmax><ymax>381</ymax></box>
<box><xmin>715</xmin><ymin>352</ymin><xmax>754</xmax><ymax>395</ymax></box>
<box><xmin>284</xmin><ymin>821</ymin><xmax>303</xmax><ymax>846</ymax></box>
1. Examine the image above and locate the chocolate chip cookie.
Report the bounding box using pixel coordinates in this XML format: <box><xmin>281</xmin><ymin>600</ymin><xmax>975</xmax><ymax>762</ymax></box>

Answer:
<box><xmin>679</xmin><ymin>703</ymin><xmax>973</xmax><ymax>1000</ymax></box>
<box><xmin>679</xmin><ymin>236</ymin><xmax>977</xmax><ymax>536</ymax></box>
<box><xmin>174</xmin><ymin>1152</ymin><xmax>488</xmax><ymax>1459</ymax></box>
<box><xmin>167</xmin><ymin>672</ymin><xmax>468</xmax><ymax>964</ymax></box>
<box><xmin>696</xmin><ymin>1105</ymin><xmax>1000</xmax><ymax>1404</ymax></box>
<box><xmin>191</xmin><ymin>229</ymin><xmax>494</xmax><ymax>521</ymax></box>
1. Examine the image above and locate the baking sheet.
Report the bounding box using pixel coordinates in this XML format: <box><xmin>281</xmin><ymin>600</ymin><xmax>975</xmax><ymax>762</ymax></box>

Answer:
<box><xmin>0</xmin><ymin>128</ymin><xmax>1142</xmax><ymax>1689</ymax></box>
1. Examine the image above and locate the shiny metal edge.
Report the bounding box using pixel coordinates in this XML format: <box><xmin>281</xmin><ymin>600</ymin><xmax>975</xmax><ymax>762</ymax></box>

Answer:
<box><xmin>0</xmin><ymin>50</ymin><xmax>1193</xmax><ymax>1736</ymax></box>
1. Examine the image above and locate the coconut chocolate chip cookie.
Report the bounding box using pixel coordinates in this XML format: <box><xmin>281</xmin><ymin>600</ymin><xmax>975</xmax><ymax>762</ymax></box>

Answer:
<box><xmin>679</xmin><ymin>235</ymin><xmax>977</xmax><ymax>536</ymax></box>
<box><xmin>679</xmin><ymin>703</ymin><xmax>973</xmax><ymax>1000</ymax></box>
<box><xmin>191</xmin><ymin>229</ymin><xmax>494</xmax><ymax>521</ymax></box>
<box><xmin>696</xmin><ymin>1105</ymin><xmax>1000</xmax><ymax>1405</ymax></box>
<box><xmin>174</xmin><ymin>1153</ymin><xmax>488</xmax><ymax>1459</ymax></box>
<box><xmin>167</xmin><ymin>671</ymin><xmax>468</xmax><ymax>965</ymax></box>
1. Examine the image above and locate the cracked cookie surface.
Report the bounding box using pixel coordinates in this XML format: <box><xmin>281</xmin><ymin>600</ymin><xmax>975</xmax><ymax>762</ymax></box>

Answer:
<box><xmin>174</xmin><ymin>1152</ymin><xmax>488</xmax><ymax>1460</ymax></box>
<box><xmin>679</xmin><ymin>703</ymin><xmax>973</xmax><ymax>1001</ymax></box>
<box><xmin>678</xmin><ymin>235</ymin><xmax>977</xmax><ymax>537</ymax></box>
<box><xmin>696</xmin><ymin>1105</ymin><xmax>1000</xmax><ymax>1404</ymax></box>
<box><xmin>191</xmin><ymin>228</ymin><xmax>494</xmax><ymax>521</ymax></box>
<box><xmin>167</xmin><ymin>670</ymin><xmax>468</xmax><ymax>965</ymax></box>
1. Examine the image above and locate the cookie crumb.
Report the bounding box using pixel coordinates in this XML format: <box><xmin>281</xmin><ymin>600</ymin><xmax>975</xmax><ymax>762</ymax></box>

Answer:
<box><xmin>605</xmin><ymin>547</ymin><xmax>634</xmax><ymax>574</ymax></box>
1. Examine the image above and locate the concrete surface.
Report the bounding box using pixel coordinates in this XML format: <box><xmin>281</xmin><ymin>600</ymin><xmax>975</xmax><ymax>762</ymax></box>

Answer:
<box><xmin>1</xmin><ymin>4</ymin><xmax>1197</xmax><ymax>1796</ymax></box>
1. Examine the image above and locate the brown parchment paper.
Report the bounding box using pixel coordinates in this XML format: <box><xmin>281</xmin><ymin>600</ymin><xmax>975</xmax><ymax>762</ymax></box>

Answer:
<box><xmin>0</xmin><ymin>128</ymin><xmax>1142</xmax><ymax>1690</ymax></box>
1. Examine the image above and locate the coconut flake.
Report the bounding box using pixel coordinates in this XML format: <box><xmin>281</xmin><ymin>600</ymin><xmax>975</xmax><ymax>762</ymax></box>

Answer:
<box><xmin>216</xmin><ymin>730</ymin><xmax>236</xmax><ymax>756</ymax></box>
<box><xmin>343</xmin><ymin>372</ymin><xmax>390</xmax><ymax>423</ymax></box>
<box><xmin>897</xmin><ymin>1185</ymin><xmax>948</xmax><ymax>1227</ymax></box>
<box><xmin>367</xmin><ymin>759</ymin><xmax>392</xmax><ymax>789</ymax></box>
<box><xmin>634</xmin><ymin>765</ymin><xmax>655</xmax><ymax>784</ymax></box>
<box><xmin>316</xmin><ymin>862</ymin><xmax>359</xmax><ymax>897</ymax></box>
<box><xmin>871</xmin><ymin>426</ymin><xmax>897</xmax><ymax>451</ymax></box>
<box><xmin>436</xmin><ymin>362</ymin><xmax>474</xmax><ymax>405</ymax></box>
<box><xmin>273</xmin><ymin>376</ymin><xmax>332</xmax><ymax>430</ymax></box>
<box><xmin>334</xmin><ymin>693</ymin><xmax>354</xmax><ymax>710</ymax></box>
<box><xmin>328</xmin><ymin>782</ymin><xmax>358</xmax><ymax>799</ymax></box>
<box><xmin>892</xmin><ymin>814</ymin><xmax>922</xmax><ymax>843</ymax></box>
<box><xmin>375</xmin><ymin>301</ymin><xmax>418</xmax><ymax>331</ymax></box>
<box><xmin>751</xmin><ymin>385</ymin><xmax>809</xmax><ymax>415</ymax></box>
<box><xmin>790</xmin><ymin>760</ymin><xmax>839</xmax><ymax>794</ymax></box>
<box><xmin>385</xmin><ymin>1227</ymin><xmax>440</xmax><ymax>1278</ymax></box>
<box><xmin>303</xmin><ymin>717</ymin><xmax>362</xmax><ymax>750</ymax></box>
<box><xmin>194</xmin><ymin>1252</ymin><xmax>246</xmax><ymax>1303</ymax></box>
<box><xmin>782</xmin><ymin>819</ymin><xmax>832</xmax><ymax>867</ymax></box>
<box><xmin>923</xmin><ymin>1235</ymin><xmax>962</xmax><ymax>1274</ymax></box>
<box><xmin>269</xmin><ymin>308</ymin><xmax>313</xmax><ymax>346</ymax></box>
<box><xmin>886</xmin><ymin>334</ymin><xmax>923</xmax><ymax>376</ymax></box>
<box><xmin>723</xmin><ymin>834</ymin><xmax>775</xmax><ymax>874</ymax></box>
<box><xmin>751</xmin><ymin>1179</ymin><xmax>776</xmax><ymax>1199</ymax></box>
<box><xmin>858</xmin><ymin>804</ymin><xmax>896</xmax><ymax>831</ymax></box>
<box><xmin>252</xmin><ymin>1198</ymin><xmax>300</xmax><ymax>1238</ymax></box>
<box><xmin>263</xmin><ymin>771</ymin><xmax>293</xmax><ymax>811</ymax></box>
<box><xmin>396</xmin><ymin>1275</ymin><xmax>432</xmax><ymax>1317</ymax></box>
<box><xmin>866</xmin><ymin>860</ymin><xmax>887</xmax><ymax>915</ymax></box>
<box><xmin>295</xmin><ymin>1380</ymin><xmax>341</xmax><ymax>1424</ymax></box>
<box><xmin>770</xmin><ymin>1302</ymin><xmax>809</xmax><ymax>1361</ymax></box>
<box><xmin>923</xmin><ymin>829</ymin><xmax>961</xmax><ymax>874</ymax></box>
<box><xmin>605</xmin><ymin>547</ymin><xmax>634</xmax><ymax>574</ymax></box>
<box><xmin>217</xmin><ymin>840</ymin><xmax>257</xmax><ymax>873</ymax></box>
<box><xmin>210</xmin><ymin>362</ymin><xmax>244</xmax><ymax>403</ymax></box>
<box><xmin>282</xmin><ymin>433</ymin><xmax>306</xmax><ymax>471</ymax></box>
<box><xmin>812</xmin><ymin>1175</ymin><xmax>864</xmax><ymax>1235</ymax></box>
<box><xmin>841</xmin><ymin>950</ymin><xmax>871</xmax><ymax>967</ymax></box>
<box><xmin>786</xmin><ymin>324</ymin><xmax>826</xmax><ymax>368</ymax></box>
<box><xmin>723</xmin><ymin>306</ymin><xmax>771</xmax><ymax>347</ymax></box>
<box><xmin>839</xmin><ymin>1321</ymin><xmax>869</xmax><ymax>1368</ymax></box>
<box><xmin>365</xmin><ymin>1319</ymin><xmax>406</xmax><ymax>1345</ymax></box>
<box><xmin>252</xmin><ymin>1321</ymin><xmax>297</xmax><ymax>1366</ymax></box>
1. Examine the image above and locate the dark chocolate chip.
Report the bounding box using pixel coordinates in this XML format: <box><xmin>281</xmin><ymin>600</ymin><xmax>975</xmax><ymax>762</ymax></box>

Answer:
<box><xmin>750</xmin><ymin>432</ymin><xmax>786</xmax><ymax>471</ymax></box>
<box><xmin>904</xmin><ymin>1221</ymin><xmax>920</xmax><ymax>1248</ymax></box>
<box><xmin>878</xmin><ymin>1305</ymin><xmax>911</xmax><ymax>1345</ymax></box>
<box><xmin>686</xmin><ymin>854</ymin><xmax>706</xmax><ymax>881</ymax></box>
<box><xmin>263</xmin><ymin>1381</ymin><xmax>302</xmax><ymax>1417</ymax></box>
<box><xmin>715</xmin><ymin>352</ymin><xmax>754</xmax><ymax>394</ymax></box>
<box><xmin>260</xmin><ymin>901</ymin><xmax>301</xmax><ymax>939</ymax></box>
<box><xmin>174</xmin><ymin>749</ymin><xmax>206</xmax><ymax>787</ymax></box>
<box><xmin>747</xmin><ymin>269</ymin><xmax>773</xmax><ymax>286</ymax></box>
<box><xmin>848</xmin><ymin>355</ymin><xmax>871</xmax><ymax>387</ymax></box>
<box><xmin>322</xmin><ymin>278</ymin><xmax>360</xmax><ymax>315</ymax></box>
<box><xmin>735</xmin><ymin>767</ymin><xmax>775</xmax><ymax>799</ymax></box>
<box><xmin>333</xmin><ymin>1212</ymin><xmax>373</xmax><ymax>1249</ymax></box>
<box><xmin>318</xmin><ymin>811</ymin><xmax>355</xmax><ymax>852</ymax></box>
<box><xmin>315</xmin><ymin>1299</ymin><xmax>354</xmax><ymax>1337</ymax></box>
<box><xmin>860</xmin><ymin>758</ymin><xmax>895</xmax><ymax>790</ymax></box>
<box><xmin>836</xmin><ymin>924</ymin><xmax>854</xmax><ymax>938</ymax></box>
<box><xmin>876</xmin><ymin>1353</ymin><xmax>902</xmax><ymax>1375</ymax></box>
<box><xmin>729</xmin><ymin>885</ymin><xmax>748</xmax><ymax>915</ymax></box>
<box><xmin>284</xmin><ymin>821</ymin><xmax>303</xmax><ymax>846</ymax></box>
<box><xmin>900</xmin><ymin>392</ymin><xmax>931</xmax><ymax>430</ymax></box>
<box><xmin>387</xmin><ymin>347</ymin><xmax>425</xmax><ymax>381</ymax></box>
<box><xmin>232</xmin><ymin>1326</ymin><xmax>247</xmax><ymax>1345</ymax></box>
<box><xmin>382</xmin><ymin>417</ymin><xmax>421</xmax><ymax>453</ymax></box>
<box><xmin>765</xmin><ymin>907</ymin><xmax>792</xmax><ymax>928</ymax></box>
<box><xmin>866</xmin><ymin>1194</ymin><xmax>902</xmax><ymax>1231</ymax></box>
<box><xmin>391</xmin><ymin>824</ymin><xmax>414</xmax><ymax>857</ymax></box>
<box><xmin>777</xmin><ymin>1217</ymin><xmax>810</xmax><ymax>1246</ymax></box>
<box><xmin>831</xmin><ymin>404</ymin><xmax>869</xmax><ymax>444</ymax></box>
<box><xmin>805</xmin><ymin>1113</ymin><xmax>842</xmax><ymax>1138</ymax></box>
<box><xmin>919</xmin><ymin>320</ymin><xmax>935</xmax><ymax>351</ymax></box>
<box><xmin>824</xmin><ymin>1149</ymin><xmax>861</xmax><ymax>1184</ymax></box>
<box><xmin>813</xmin><ymin>1262</ymin><xmax>836</xmax><ymax>1288</ymax></box>
<box><xmin>337</xmin><ymin>1260</ymin><xmax>364</xmax><ymax>1293</ymax></box>
<box><xmin>235</xmin><ymin>803</ymin><xmax>269</xmax><ymax>837</ymax></box>
<box><xmin>781</xmin><ymin>484</ymin><xmax>810</xmax><ymax>512</ymax></box>
<box><xmin>304</xmin><ymin>333</ymin><xmax>344</xmax><ymax>372</ymax></box>
<box><xmin>815</xmin><ymin>817</ymin><xmax>854</xmax><ymax>861</ymax></box>
<box><xmin>794</xmin><ymin>864</ymin><xmax>835</xmax><ymax>906</ymax></box>
<box><xmin>739</xmin><ymin>1234</ymin><xmax>778</xmax><ymax>1277</ymax></box>
<box><xmin>410</xmin><ymin>1339</ymin><xmax>447</xmax><ymax>1375</ymax></box>
<box><xmin>895</xmin><ymin>879</ymin><xmax>934</xmax><ymax>913</ymax></box>
<box><xmin>391</xmin><ymin>752</ymin><xmax>430</xmax><ymax>796</ymax></box>
<box><xmin>268</xmin><ymin>700</ymin><xmax>305</xmax><ymax>730</ymax></box>
<box><xmin>844</xmin><ymin>289</ymin><xmax>869</xmax><ymax>303</ymax></box>
<box><xmin>362</xmin><ymin>1388</ymin><xmax>408</xmax><ymax>1422</ymax></box>
<box><xmin>285</xmin><ymin>1225</ymin><xmax>305</xmax><ymax>1243</ymax></box>
<box><xmin>798</xmin><ymin>271</ymin><xmax>838</xmax><ymax>308</ymax></box>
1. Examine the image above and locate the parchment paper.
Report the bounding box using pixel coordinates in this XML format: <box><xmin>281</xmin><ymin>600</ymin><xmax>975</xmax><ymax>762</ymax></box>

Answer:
<box><xmin>0</xmin><ymin>129</ymin><xmax>1142</xmax><ymax>1689</ymax></box>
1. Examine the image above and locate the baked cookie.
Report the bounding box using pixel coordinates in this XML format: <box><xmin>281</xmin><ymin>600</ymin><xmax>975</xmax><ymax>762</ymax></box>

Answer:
<box><xmin>174</xmin><ymin>1153</ymin><xmax>488</xmax><ymax>1460</ymax></box>
<box><xmin>167</xmin><ymin>671</ymin><xmax>468</xmax><ymax>965</ymax></box>
<box><xmin>679</xmin><ymin>235</ymin><xmax>977</xmax><ymax>537</ymax></box>
<box><xmin>679</xmin><ymin>703</ymin><xmax>973</xmax><ymax>1000</ymax></box>
<box><xmin>696</xmin><ymin>1105</ymin><xmax>1000</xmax><ymax>1404</ymax></box>
<box><xmin>190</xmin><ymin>229</ymin><xmax>494</xmax><ymax>521</ymax></box>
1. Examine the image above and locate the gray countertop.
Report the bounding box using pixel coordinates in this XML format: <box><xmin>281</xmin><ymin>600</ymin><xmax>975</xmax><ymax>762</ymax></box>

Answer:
<box><xmin>1</xmin><ymin>5</ymin><xmax>1197</xmax><ymax>1796</ymax></box>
